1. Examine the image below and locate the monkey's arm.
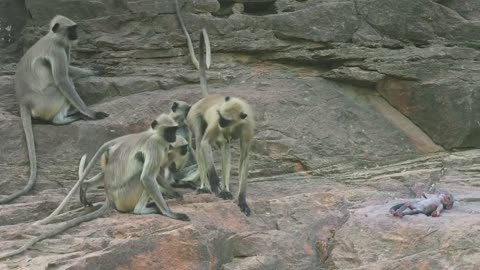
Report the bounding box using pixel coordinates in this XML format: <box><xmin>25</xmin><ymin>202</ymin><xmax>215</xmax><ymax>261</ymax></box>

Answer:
<box><xmin>68</xmin><ymin>66</ymin><xmax>95</xmax><ymax>80</ymax></box>
<box><xmin>49</xmin><ymin>52</ymin><xmax>96</xmax><ymax>119</ymax></box>
<box><xmin>140</xmin><ymin>151</ymin><xmax>181</xmax><ymax>218</ymax></box>
<box><xmin>431</xmin><ymin>203</ymin><xmax>444</xmax><ymax>217</ymax></box>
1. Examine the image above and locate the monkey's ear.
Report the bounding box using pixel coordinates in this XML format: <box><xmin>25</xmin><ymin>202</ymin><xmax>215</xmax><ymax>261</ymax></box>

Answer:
<box><xmin>171</xmin><ymin>102</ymin><xmax>178</xmax><ymax>112</ymax></box>
<box><xmin>240</xmin><ymin>112</ymin><xmax>248</xmax><ymax>119</ymax></box>
<box><xmin>225</xmin><ymin>96</ymin><xmax>230</xmax><ymax>102</ymax></box>
<box><xmin>52</xmin><ymin>23</ymin><xmax>60</xmax><ymax>33</ymax></box>
<box><xmin>151</xmin><ymin>120</ymin><xmax>158</xmax><ymax>129</ymax></box>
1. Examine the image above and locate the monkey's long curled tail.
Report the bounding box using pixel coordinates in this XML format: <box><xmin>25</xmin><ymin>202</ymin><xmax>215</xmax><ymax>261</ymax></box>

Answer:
<box><xmin>0</xmin><ymin>105</ymin><xmax>37</xmax><ymax>204</ymax></box>
<box><xmin>175</xmin><ymin>0</ymin><xmax>211</xmax><ymax>71</ymax></box>
<box><xmin>36</xmin><ymin>140</ymin><xmax>113</xmax><ymax>225</ymax></box>
<box><xmin>0</xmin><ymin>200</ymin><xmax>112</xmax><ymax>260</ymax></box>
<box><xmin>198</xmin><ymin>28</ymin><xmax>210</xmax><ymax>97</ymax></box>
<box><xmin>34</xmin><ymin>154</ymin><xmax>88</xmax><ymax>225</ymax></box>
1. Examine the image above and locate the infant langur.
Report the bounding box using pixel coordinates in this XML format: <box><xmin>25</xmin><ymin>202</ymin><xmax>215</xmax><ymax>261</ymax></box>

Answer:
<box><xmin>159</xmin><ymin>135</ymin><xmax>191</xmax><ymax>199</ymax></box>
<box><xmin>390</xmin><ymin>192</ymin><xmax>454</xmax><ymax>218</ymax></box>
<box><xmin>0</xmin><ymin>15</ymin><xmax>108</xmax><ymax>204</ymax></box>
<box><xmin>167</xmin><ymin>101</ymin><xmax>199</xmax><ymax>188</ymax></box>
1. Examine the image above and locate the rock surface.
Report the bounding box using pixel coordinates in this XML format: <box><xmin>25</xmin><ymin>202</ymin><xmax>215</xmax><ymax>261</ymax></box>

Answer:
<box><xmin>1</xmin><ymin>0</ymin><xmax>480</xmax><ymax>269</ymax></box>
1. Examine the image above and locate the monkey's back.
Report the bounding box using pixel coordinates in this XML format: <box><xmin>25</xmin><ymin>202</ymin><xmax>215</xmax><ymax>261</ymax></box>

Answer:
<box><xmin>103</xmin><ymin>132</ymin><xmax>152</xmax><ymax>212</ymax></box>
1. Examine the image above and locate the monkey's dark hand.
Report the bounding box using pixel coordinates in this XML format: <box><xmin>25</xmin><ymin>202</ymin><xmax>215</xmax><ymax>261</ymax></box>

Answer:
<box><xmin>94</xmin><ymin>111</ymin><xmax>109</xmax><ymax>119</ymax></box>
<box><xmin>91</xmin><ymin>64</ymin><xmax>106</xmax><ymax>76</ymax></box>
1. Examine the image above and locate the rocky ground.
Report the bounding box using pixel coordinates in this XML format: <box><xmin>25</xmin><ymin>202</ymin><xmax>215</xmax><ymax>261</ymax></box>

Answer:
<box><xmin>0</xmin><ymin>0</ymin><xmax>480</xmax><ymax>269</ymax></box>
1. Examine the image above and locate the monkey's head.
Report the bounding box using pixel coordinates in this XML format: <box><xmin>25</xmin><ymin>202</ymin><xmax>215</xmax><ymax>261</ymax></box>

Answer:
<box><xmin>151</xmin><ymin>114</ymin><xmax>178</xmax><ymax>144</ymax></box>
<box><xmin>169</xmin><ymin>101</ymin><xmax>191</xmax><ymax>126</ymax></box>
<box><xmin>440</xmin><ymin>192</ymin><xmax>454</xmax><ymax>210</ymax></box>
<box><xmin>167</xmin><ymin>136</ymin><xmax>189</xmax><ymax>172</ymax></box>
<box><xmin>49</xmin><ymin>15</ymin><xmax>79</xmax><ymax>46</ymax></box>
<box><xmin>217</xmin><ymin>96</ymin><xmax>249</xmax><ymax>128</ymax></box>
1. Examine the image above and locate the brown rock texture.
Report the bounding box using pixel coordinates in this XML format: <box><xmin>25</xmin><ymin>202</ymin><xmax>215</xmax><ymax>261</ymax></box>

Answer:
<box><xmin>1</xmin><ymin>0</ymin><xmax>480</xmax><ymax>269</ymax></box>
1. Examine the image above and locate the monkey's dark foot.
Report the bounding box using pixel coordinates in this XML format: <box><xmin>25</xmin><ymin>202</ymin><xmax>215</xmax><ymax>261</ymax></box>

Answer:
<box><xmin>173</xmin><ymin>212</ymin><xmax>190</xmax><ymax>221</ymax></box>
<box><xmin>392</xmin><ymin>211</ymin><xmax>404</xmax><ymax>218</ymax></box>
<box><xmin>218</xmin><ymin>190</ymin><xmax>233</xmax><ymax>200</ymax></box>
<box><xmin>32</xmin><ymin>118</ymin><xmax>52</xmax><ymax>125</ymax></box>
<box><xmin>94</xmin><ymin>111</ymin><xmax>109</xmax><ymax>119</ymax></box>
<box><xmin>238</xmin><ymin>201</ymin><xmax>251</xmax><ymax>216</ymax></box>
<box><xmin>196</xmin><ymin>187</ymin><xmax>211</xmax><ymax>194</ymax></box>
<box><xmin>172</xmin><ymin>181</ymin><xmax>197</xmax><ymax>190</ymax></box>
<box><xmin>79</xmin><ymin>188</ymin><xmax>93</xmax><ymax>207</ymax></box>
<box><xmin>162</xmin><ymin>191</ymin><xmax>183</xmax><ymax>200</ymax></box>
<box><xmin>91</xmin><ymin>64</ymin><xmax>106</xmax><ymax>76</ymax></box>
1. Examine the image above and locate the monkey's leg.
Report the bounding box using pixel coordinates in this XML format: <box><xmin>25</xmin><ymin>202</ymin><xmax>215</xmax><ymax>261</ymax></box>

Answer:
<box><xmin>401</xmin><ymin>210</ymin><xmax>424</xmax><ymax>216</ymax></box>
<box><xmin>237</xmin><ymin>138</ymin><xmax>251</xmax><ymax>216</ymax></box>
<box><xmin>389</xmin><ymin>202</ymin><xmax>409</xmax><ymax>217</ymax></box>
<box><xmin>139</xmin><ymin>160</ymin><xmax>189</xmax><ymax>221</ymax></box>
<box><xmin>219</xmin><ymin>142</ymin><xmax>233</xmax><ymax>200</ymax></box>
<box><xmin>156</xmin><ymin>174</ymin><xmax>183</xmax><ymax>200</ymax></box>
<box><xmin>140</xmin><ymin>178</ymin><xmax>189</xmax><ymax>221</ymax></box>
<box><xmin>173</xmin><ymin>164</ymin><xmax>198</xmax><ymax>182</ymax></box>
<box><xmin>200</xmin><ymin>139</ymin><xmax>221</xmax><ymax>194</ymax></box>
<box><xmin>52</xmin><ymin>103</ymin><xmax>82</xmax><ymax>125</ymax></box>
<box><xmin>80</xmin><ymin>172</ymin><xmax>104</xmax><ymax>207</ymax></box>
<box><xmin>133</xmin><ymin>191</ymin><xmax>159</xmax><ymax>214</ymax></box>
<box><xmin>172</xmin><ymin>165</ymin><xmax>199</xmax><ymax>189</ymax></box>
<box><xmin>194</xmin><ymin>129</ymin><xmax>210</xmax><ymax>193</ymax></box>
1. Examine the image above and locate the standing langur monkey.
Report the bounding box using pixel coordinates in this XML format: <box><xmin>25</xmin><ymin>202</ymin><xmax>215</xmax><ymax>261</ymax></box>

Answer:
<box><xmin>0</xmin><ymin>114</ymin><xmax>189</xmax><ymax>260</ymax></box>
<box><xmin>185</xmin><ymin>30</ymin><xmax>255</xmax><ymax>215</ymax></box>
<box><xmin>0</xmin><ymin>15</ymin><xmax>108</xmax><ymax>204</ymax></box>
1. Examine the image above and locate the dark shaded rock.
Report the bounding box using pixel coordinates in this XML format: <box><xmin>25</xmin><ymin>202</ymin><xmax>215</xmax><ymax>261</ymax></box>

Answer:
<box><xmin>0</xmin><ymin>0</ymin><xmax>27</xmax><ymax>48</ymax></box>
<box><xmin>25</xmin><ymin>0</ymin><xmax>108</xmax><ymax>25</ymax></box>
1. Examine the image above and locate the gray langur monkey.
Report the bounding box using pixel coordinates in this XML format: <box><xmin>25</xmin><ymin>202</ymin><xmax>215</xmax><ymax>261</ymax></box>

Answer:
<box><xmin>187</xmin><ymin>95</ymin><xmax>255</xmax><ymax>216</ymax></box>
<box><xmin>168</xmin><ymin>101</ymin><xmax>200</xmax><ymax>188</ymax></box>
<box><xmin>159</xmin><ymin>135</ymin><xmax>191</xmax><ymax>199</ymax></box>
<box><xmin>186</xmin><ymin>30</ymin><xmax>255</xmax><ymax>216</ymax></box>
<box><xmin>0</xmin><ymin>15</ymin><xmax>108</xmax><ymax>204</ymax></box>
<box><xmin>0</xmin><ymin>114</ymin><xmax>189</xmax><ymax>260</ymax></box>
<box><xmin>390</xmin><ymin>192</ymin><xmax>454</xmax><ymax>218</ymax></box>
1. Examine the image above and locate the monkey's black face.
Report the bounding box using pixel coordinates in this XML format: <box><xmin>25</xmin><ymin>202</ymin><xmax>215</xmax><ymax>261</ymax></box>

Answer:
<box><xmin>442</xmin><ymin>194</ymin><xmax>454</xmax><ymax>209</ymax></box>
<box><xmin>218</xmin><ymin>111</ymin><xmax>232</xmax><ymax>128</ymax></box>
<box><xmin>180</xmin><ymin>145</ymin><xmax>188</xmax><ymax>155</ymax></box>
<box><xmin>67</xmin><ymin>25</ymin><xmax>78</xmax><ymax>41</ymax></box>
<box><xmin>164</xmin><ymin>126</ymin><xmax>178</xmax><ymax>143</ymax></box>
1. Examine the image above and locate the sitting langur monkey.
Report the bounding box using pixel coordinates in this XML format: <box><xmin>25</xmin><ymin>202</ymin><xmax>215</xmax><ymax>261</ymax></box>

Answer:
<box><xmin>32</xmin><ymin>114</ymin><xmax>189</xmax><ymax>228</ymax></box>
<box><xmin>186</xmin><ymin>31</ymin><xmax>255</xmax><ymax>216</ymax></box>
<box><xmin>77</xmin><ymin>103</ymin><xmax>196</xmax><ymax>206</ymax></box>
<box><xmin>389</xmin><ymin>191</ymin><xmax>454</xmax><ymax>218</ymax></box>
<box><xmin>0</xmin><ymin>114</ymin><xmax>189</xmax><ymax>259</ymax></box>
<box><xmin>159</xmin><ymin>135</ymin><xmax>191</xmax><ymax>199</ymax></box>
<box><xmin>0</xmin><ymin>15</ymin><xmax>108</xmax><ymax>204</ymax></box>
<box><xmin>167</xmin><ymin>101</ymin><xmax>200</xmax><ymax>188</ymax></box>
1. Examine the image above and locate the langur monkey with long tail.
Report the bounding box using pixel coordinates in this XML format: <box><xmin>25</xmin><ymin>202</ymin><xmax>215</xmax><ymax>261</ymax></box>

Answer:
<box><xmin>184</xmin><ymin>29</ymin><xmax>255</xmax><ymax>215</ymax></box>
<box><xmin>0</xmin><ymin>15</ymin><xmax>108</xmax><ymax>204</ymax></box>
<box><xmin>0</xmin><ymin>114</ymin><xmax>190</xmax><ymax>260</ymax></box>
<box><xmin>78</xmin><ymin>102</ymin><xmax>199</xmax><ymax>204</ymax></box>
